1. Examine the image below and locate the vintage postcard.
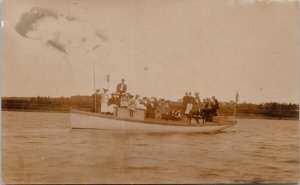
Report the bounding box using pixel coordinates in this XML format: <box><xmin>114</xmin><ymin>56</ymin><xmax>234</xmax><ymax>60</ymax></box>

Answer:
<box><xmin>2</xmin><ymin>0</ymin><xmax>299</xmax><ymax>184</ymax></box>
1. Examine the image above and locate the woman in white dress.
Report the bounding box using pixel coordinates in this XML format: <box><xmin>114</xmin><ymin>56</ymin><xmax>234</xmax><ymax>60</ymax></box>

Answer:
<box><xmin>128</xmin><ymin>95</ymin><xmax>139</xmax><ymax>117</ymax></box>
<box><xmin>100</xmin><ymin>89</ymin><xmax>109</xmax><ymax>113</ymax></box>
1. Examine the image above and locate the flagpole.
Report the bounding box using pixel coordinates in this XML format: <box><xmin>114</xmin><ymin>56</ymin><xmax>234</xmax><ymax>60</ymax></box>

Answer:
<box><xmin>94</xmin><ymin>60</ymin><xmax>96</xmax><ymax>112</ymax></box>
<box><xmin>233</xmin><ymin>91</ymin><xmax>238</xmax><ymax>118</ymax></box>
<box><xmin>106</xmin><ymin>74</ymin><xmax>110</xmax><ymax>93</ymax></box>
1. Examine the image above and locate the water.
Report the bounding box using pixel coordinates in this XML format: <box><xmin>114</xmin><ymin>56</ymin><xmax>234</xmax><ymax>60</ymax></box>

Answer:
<box><xmin>2</xmin><ymin>111</ymin><xmax>299</xmax><ymax>183</ymax></box>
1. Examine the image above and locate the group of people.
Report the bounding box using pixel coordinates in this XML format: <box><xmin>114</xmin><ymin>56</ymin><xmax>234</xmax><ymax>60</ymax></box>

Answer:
<box><xmin>93</xmin><ymin>79</ymin><xmax>147</xmax><ymax>116</ymax></box>
<box><xmin>92</xmin><ymin>78</ymin><xmax>219</xmax><ymax>123</ymax></box>
<box><xmin>182</xmin><ymin>92</ymin><xmax>219</xmax><ymax>124</ymax></box>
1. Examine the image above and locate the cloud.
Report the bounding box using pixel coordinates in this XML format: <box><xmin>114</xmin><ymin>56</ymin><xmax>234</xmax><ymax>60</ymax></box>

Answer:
<box><xmin>47</xmin><ymin>39</ymin><xmax>67</xmax><ymax>54</ymax></box>
<box><xmin>15</xmin><ymin>7</ymin><xmax>58</xmax><ymax>37</ymax></box>
<box><xmin>95</xmin><ymin>30</ymin><xmax>109</xmax><ymax>42</ymax></box>
<box><xmin>15</xmin><ymin>7</ymin><xmax>108</xmax><ymax>56</ymax></box>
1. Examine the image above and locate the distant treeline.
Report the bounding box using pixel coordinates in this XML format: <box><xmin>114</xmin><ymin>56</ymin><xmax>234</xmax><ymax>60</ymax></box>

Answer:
<box><xmin>2</xmin><ymin>96</ymin><xmax>70</xmax><ymax>112</ymax></box>
<box><xmin>2</xmin><ymin>96</ymin><xmax>299</xmax><ymax>119</ymax></box>
<box><xmin>234</xmin><ymin>102</ymin><xmax>299</xmax><ymax>119</ymax></box>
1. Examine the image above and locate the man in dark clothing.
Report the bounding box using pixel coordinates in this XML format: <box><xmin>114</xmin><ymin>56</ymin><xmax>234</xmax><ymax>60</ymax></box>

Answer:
<box><xmin>182</xmin><ymin>92</ymin><xmax>189</xmax><ymax>113</ymax></box>
<box><xmin>92</xmin><ymin>89</ymin><xmax>101</xmax><ymax>113</ymax></box>
<box><xmin>189</xmin><ymin>92</ymin><xmax>203</xmax><ymax>124</ymax></box>
<box><xmin>203</xmin><ymin>98</ymin><xmax>213</xmax><ymax>122</ymax></box>
<box><xmin>116</xmin><ymin>79</ymin><xmax>127</xmax><ymax>95</ymax></box>
<box><xmin>145</xmin><ymin>100</ymin><xmax>154</xmax><ymax>119</ymax></box>
<box><xmin>212</xmin><ymin>96</ymin><xmax>219</xmax><ymax>116</ymax></box>
<box><xmin>109</xmin><ymin>92</ymin><xmax>120</xmax><ymax>106</ymax></box>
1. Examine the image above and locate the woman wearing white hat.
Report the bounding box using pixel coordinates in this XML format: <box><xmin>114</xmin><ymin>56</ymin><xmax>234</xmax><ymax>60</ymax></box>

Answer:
<box><xmin>100</xmin><ymin>88</ymin><xmax>109</xmax><ymax>113</ymax></box>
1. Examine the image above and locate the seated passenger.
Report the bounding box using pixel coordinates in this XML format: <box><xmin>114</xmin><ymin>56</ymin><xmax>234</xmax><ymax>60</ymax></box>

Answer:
<box><xmin>107</xmin><ymin>104</ymin><xmax>118</xmax><ymax>115</ymax></box>
<box><xmin>136</xmin><ymin>99</ymin><xmax>147</xmax><ymax>110</ymax></box>
<box><xmin>109</xmin><ymin>92</ymin><xmax>120</xmax><ymax>106</ymax></box>
<box><xmin>107</xmin><ymin>92</ymin><xmax>119</xmax><ymax>115</ymax></box>
<box><xmin>168</xmin><ymin>109</ymin><xmax>182</xmax><ymax>121</ymax></box>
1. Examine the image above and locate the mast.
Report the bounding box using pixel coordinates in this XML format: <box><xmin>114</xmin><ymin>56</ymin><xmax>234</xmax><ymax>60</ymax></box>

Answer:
<box><xmin>233</xmin><ymin>91</ymin><xmax>238</xmax><ymax>118</ymax></box>
<box><xmin>94</xmin><ymin>60</ymin><xmax>96</xmax><ymax>112</ymax></box>
<box><xmin>106</xmin><ymin>74</ymin><xmax>110</xmax><ymax>92</ymax></box>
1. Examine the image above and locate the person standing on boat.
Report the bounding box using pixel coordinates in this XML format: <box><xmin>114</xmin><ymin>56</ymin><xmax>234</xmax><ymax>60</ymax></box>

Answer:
<box><xmin>182</xmin><ymin>92</ymin><xmax>189</xmax><ymax>113</ymax></box>
<box><xmin>128</xmin><ymin>94</ymin><xmax>139</xmax><ymax>117</ymax></box>
<box><xmin>204</xmin><ymin>98</ymin><xmax>213</xmax><ymax>122</ymax></box>
<box><xmin>117</xmin><ymin>79</ymin><xmax>127</xmax><ymax>95</ymax></box>
<box><xmin>145</xmin><ymin>99</ymin><xmax>154</xmax><ymax>118</ymax></box>
<box><xmin>211</xmin><ymin>96</ymin><xmax>219</xmax><ymax>116</ymax></box>
<box><xmin>100</xmin><ymin>88</ymin><xmax>109</xmax><ymax>114</ymax></box>
<box><xmin>189</xmin><ymin>92</ymin><xmax>202</xmax><ymax>124</ymax></box>
<box><xmin>185</xmin><ymin>92</ymin><xmax>194</xmax><ymax>115</ymax></box>
<box><xmin>92</xmin><ymin>89</ymin><xmax>101</xmax><ymax>113</ymax></box>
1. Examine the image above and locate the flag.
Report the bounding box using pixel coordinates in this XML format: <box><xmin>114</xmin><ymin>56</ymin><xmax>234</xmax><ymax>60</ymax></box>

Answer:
<box><xmin>106</xmin><ymin>74</ymin><xmax>110</xmax><ymax>82</ymax></box>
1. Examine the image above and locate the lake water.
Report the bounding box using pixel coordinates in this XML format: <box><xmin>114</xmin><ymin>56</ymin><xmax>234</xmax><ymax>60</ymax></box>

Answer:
<box><xmin>2</xmin><ymin>111</ymin><xmax>299</xmax><ymax>183</ymax></box>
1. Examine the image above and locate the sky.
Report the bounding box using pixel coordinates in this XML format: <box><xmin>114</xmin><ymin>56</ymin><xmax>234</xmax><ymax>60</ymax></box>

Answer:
<box><xmin>2</xmin><ymin>0</ymin><xmax>299</xmax><ymax>103</ymax></box>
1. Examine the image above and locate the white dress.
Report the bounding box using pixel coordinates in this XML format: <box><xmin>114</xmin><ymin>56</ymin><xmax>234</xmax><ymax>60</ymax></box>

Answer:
<box><xmin>100</xmin><ymin>93</ymin><xmax>109</xmax><ymax>113</ymax></box>
<box><xmin>185</xmin><ymin>103</ymin><xmax>193</xmax><ymax>114</ymax></box>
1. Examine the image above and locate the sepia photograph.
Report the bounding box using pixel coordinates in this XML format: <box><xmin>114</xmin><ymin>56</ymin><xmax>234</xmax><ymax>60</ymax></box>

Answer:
<box><xmin>2</xmin><ymin>0</ymin><xmax>299</xmax><ymax>184</ymax></box>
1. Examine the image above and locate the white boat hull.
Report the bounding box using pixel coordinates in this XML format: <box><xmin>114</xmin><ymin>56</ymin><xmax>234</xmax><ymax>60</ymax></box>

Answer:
<box><xmin>71</xmin><ymin>110</ymin><xmax>237</xmax><ymax>133</ymax></box>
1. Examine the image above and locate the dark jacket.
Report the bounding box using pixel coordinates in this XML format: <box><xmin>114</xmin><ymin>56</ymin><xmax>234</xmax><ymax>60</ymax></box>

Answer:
<box><xmin>213</xmin><ymin>99</ymin><xmax>219</xmax><ymax>109</ymax></box>
<box><xmin>182</xmin><ymin>95</ymin><xmax>188</xmax><ymax>109</ymax></box>
<box><xmin>117</xmin><ymin>83</ymin><xmax>127</xmax><ymax>93</ymax></box>
<box><xmin>109</xmin><ymin>97</ymin><xmax>120</xmax><ymax>106</ymax></box>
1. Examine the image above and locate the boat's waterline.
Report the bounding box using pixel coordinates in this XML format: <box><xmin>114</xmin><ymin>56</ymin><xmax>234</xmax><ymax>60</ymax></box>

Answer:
<box><xmin>70</xmin><ymin>110</ymin><xmax>237</xmax><ymax>133</ymax></box>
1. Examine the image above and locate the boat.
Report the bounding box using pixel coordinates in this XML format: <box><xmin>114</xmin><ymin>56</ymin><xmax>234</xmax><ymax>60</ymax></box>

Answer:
<box><xmin>70</xmin><ymin>108</ymin><xmax>237</xmax><ymax>133</ymax></box>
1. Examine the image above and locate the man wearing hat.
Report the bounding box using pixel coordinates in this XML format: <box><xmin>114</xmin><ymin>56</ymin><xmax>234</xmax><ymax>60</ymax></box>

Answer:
<box><xmin>182</xmin><ymin>92</ymin><xmax>189</xmax><ymax>113</ymax></box>
<box><xmin>117</xmin><ymin>79</ymin><xmax>127</xmax><ymax>95</ymax></box>
<box><xmin>92</xmin><ymin>89</ymin><xmax>101</xmax><ymax>113</ymax></box>
<box><xmin>109</xmin><ymin>92</ymin><xmax>120</xmax><ymax>106</ymax></box>
<box><xmin>100</xmin><ymin>88</ymin><xmax>109</xmax><ymax>113</ymax></box>
<box><xmin>211</xmin><ymin>96</ymin><xmax>219</xmax><ymax>116</ymax></box>
<box><xmin>128</xmin><ymin>94</ymin><xmax>138</xmax><ymax>117</ymax></box>
<box><xmin>189</xmin><ymin>92</ymin><xmax>202</xmax><ymax>124</ymax></box>
<box><xmin>185</xmin><ymin>92</ymin><xmax>195</xmax><ymax>115</ymax></box>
